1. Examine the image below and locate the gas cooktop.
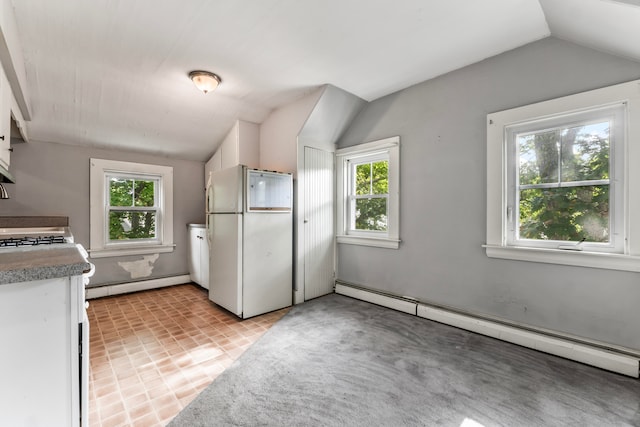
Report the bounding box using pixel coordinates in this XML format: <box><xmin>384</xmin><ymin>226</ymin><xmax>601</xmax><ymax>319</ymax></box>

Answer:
<box><xmin>0</xmin><ymin>217</ymin><xmax>74</xmax><ymax>250</ymax></box>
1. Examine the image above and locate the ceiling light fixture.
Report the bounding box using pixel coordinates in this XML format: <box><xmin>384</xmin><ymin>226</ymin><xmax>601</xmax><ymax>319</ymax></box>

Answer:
<box><xmin>189</xmin><ymin>70</ymin><xmax>222</xmax><ymax>94</ymax></box>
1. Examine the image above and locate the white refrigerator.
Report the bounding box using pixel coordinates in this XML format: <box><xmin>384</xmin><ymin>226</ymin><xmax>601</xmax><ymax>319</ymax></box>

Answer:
<box><xmin>206</xmin><ymin>165</ymin><xmax>293</xmax><ymax>318</ymax></box>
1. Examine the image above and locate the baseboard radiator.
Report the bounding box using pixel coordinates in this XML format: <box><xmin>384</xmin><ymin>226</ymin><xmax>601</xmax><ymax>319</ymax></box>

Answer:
<box><xmin>86</xmin><ymin>274</ymin><xmax>192</xmax><ymax>299</ymax></box>
<box><xmin>335</xmin><ymin>282</ymin><xmax>640</xmax><ymax>378</ymax></box>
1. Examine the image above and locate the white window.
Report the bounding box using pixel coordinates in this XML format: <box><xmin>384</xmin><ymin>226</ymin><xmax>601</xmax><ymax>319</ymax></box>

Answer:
<box><xmin>90</xmin><ymin>159</ymin><xmax>174</xmax><ymax>258</ymax></box>
<box><xmin>336</xmin><ymin>136</ymin><xmax>400</xmax><ymax>249</ymax></box>
<box><xmin>486</xmin><ymin>79</ymin><xmax>640</xmax><ymax>271</ymax></box>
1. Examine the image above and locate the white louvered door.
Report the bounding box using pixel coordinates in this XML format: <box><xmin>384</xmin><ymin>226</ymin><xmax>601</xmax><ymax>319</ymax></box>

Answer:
<box><xmin>303</xmin><ymin>146</ymin><xmax>335</xmax><ymax>300</ymax></box>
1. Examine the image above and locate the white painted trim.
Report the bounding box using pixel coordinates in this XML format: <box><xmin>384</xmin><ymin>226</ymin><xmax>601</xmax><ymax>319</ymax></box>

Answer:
<box><xmin>335</xmin><ymin>136</ymin><xmax>400</xmax><ymax>248</ymax></box>
<box><xmin>86</xmin><ymin>274</ymin><xmax>191</xmax><ymax>299</ymax></box>
<box><xmin>486</xmin><ymin>79</ymin><xmax>640</xmax><ymax>270</ymax></box>
<box><xmin>335</xmin><ymin>136</ymin><xmax>399</xmax><ymax>157</ymax></box>
<box><xmin>484</xmin><ymin>244</ymin><xmax>640</xmax><ymax>272</ymax></box>
<box><xmin>89</xmin><ymin>158</ymin><xmax>174</xmax><ymax>258</ymax></box>
<box><xmin>417</xmin><ymin>304</ymin><xmax>639</xmax><ymax>378</ymax></box>
<box><xmin>336</xmin><ymin>235</ymin><xmax>400</xmax><ymax>249</ymax></box>
<box><xmin>335</xmin><ymin>283</ymin><xmax>417</xmax><ymax>315</ymax></box>
<box><xmin>89</xmin><ymin>244</ymin><xmax>175</xmax><ymax>258</ymax></box>
<box><xmin>335</xmin><ymin>282</ymin><xmax>640</xmax><ymax>378</ymax></box>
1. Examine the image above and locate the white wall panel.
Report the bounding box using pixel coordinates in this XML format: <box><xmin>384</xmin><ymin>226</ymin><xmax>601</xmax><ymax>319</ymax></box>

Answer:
<box><xmin>303</xmin><ymin>147</ymin><xmax>335</xmax><ymax>300</ymax></box>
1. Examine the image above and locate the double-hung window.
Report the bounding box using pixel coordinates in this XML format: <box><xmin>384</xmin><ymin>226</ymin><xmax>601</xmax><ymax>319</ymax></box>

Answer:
<box><xmin>506</xmin><ymin>105</ymin><xmax>624</xmax><ymax>252</ymax></box>
<box><xmin>336</xmin><ymin>136</ymin><xmax>400</xmax><ymax>249</ymax></box>
<box><xmin>90</xmin><ymin>159</ymin><xmax>174</xmax><ymax>258</ymax></box>
<box><xmin>349</xmin><ymin>152</ymin><xmax>389</xmax><ymax>233</ymax></box>
<box><xmin>486</xmin><ymin>79</ymin><xmax>640</xmax><ymax>271</ymax></box>
<box><xmin>107</xmin><ymin>173</ymin><xmax>160</xmax><ymax>242</ymax></box>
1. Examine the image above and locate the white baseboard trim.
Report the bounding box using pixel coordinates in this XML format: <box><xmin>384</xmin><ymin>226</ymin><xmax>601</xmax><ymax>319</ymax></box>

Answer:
<box><xmin>335</xmin><ymin>283</ymin><xmax>417</xmax><ymax>315</ymax></box>
<box><xmin>416</xmin><ymin>304</ymin><xmax>639</xmax><ymax>378</ymax></box>
<box><xmin>86</xmin><ymin>274</ymin><xmax>192</xmax><ymax>299</ymax></box>
<box><xmin>335</xmin><ymin>282</ymin><xmax>639</xmax><ymax>378</ymax></box>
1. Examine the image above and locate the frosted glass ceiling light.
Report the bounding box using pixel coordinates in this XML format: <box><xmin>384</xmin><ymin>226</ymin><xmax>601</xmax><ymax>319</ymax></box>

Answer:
<box><xmin>189</xmin><ymin>70</ymin><xmax>221</xmax><ymax>94</ymax></box>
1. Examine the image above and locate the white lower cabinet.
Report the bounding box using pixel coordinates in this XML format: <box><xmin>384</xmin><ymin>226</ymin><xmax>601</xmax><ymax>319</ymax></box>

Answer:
<box><xmin>0</xmin><ymin>275</ymin><xmax>87</xmax><ymax>427</ymax></box>
<box><xmin>188</xmin><ymin>224</ymin><xmax>210</xmax><ymax>289</ymax></box>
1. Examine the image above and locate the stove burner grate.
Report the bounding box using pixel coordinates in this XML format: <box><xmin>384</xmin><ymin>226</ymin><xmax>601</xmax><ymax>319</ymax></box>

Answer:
<box><xmin>0</xmin><ymin>235</ymin><xmax>68</xmax><ymax>248</ymax></box>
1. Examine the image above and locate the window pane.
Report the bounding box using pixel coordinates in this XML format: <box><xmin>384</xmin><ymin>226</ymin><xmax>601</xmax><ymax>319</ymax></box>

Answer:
<box><xmin>355</xmin><ymin>163</ymin><xmax>371</xmax><ymax>195</ymax></box>
<box><xmin>519</xmin><ymin>185</ymin><xmax>609</xmax><ymax>242</ymax></box>
<box><xmin>561</xmin><ymin>122</ymin><xmax>609</xmax><ymax>182</ymax></box>
<box><xmin>518</xmin><ymin>130</ymin><xmax>559</xmax><ymax>185</ymax></box>
<box><xmin>371</xmin><ymin>160</ymin><xmax>389</xmax><ymax>195</ymax></box>
<box><xmin>109</xmin><ymin>211</ymin><xmax>156</xmax><ymax>240</ymax></box>
<box><xmin>355</xmin><ymin>197</ymin><xmax>387</xmax><ymax>231</ymax></box>
<box><xmin>109</xmin><ymin>178</ymin><xmax>134</xmax><ymax>206</ymax></box>
<box><xmin>109</xmin><ymin>178</ymin><xmax>155</xmax><ymax>207</ymax></box>
<box><xmin>133</xmin><ymin>179</ymin><xmax>156</xmax><ymax>207</ymax></box>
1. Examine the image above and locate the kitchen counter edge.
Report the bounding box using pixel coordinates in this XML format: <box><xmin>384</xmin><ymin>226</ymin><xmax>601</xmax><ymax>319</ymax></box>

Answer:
<box><xmin>0</xmin><ymin>245</ymin><xmax>91</xmax><ymax>285</ymax></box>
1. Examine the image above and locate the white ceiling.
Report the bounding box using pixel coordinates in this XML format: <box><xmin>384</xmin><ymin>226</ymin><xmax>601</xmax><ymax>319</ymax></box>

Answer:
<box><xmin>10</xmin><ymin>0</ymin><xmax>640</xmax><ymax>161</ymax></box>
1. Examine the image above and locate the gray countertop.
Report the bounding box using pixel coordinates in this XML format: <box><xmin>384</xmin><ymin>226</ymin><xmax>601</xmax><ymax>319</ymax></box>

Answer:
<box><xmin>0</xmin><ymin>244</ymin><xmax>92</xmax><ymax>285</ymax></box>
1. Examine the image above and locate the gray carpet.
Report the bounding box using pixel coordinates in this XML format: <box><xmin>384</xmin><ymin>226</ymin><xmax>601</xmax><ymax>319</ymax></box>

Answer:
<box><xmin>169</xmin><ymin>293</ymin><xmax>640</xmax><ymax>426</ymax></box>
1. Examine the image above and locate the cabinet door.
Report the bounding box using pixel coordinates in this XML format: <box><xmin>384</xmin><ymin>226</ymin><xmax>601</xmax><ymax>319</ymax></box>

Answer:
<box><xmin>211</xmin><ymin>151</ymin><xmax>222</xmax><ymax>172</ymax></box>
<box><xmin>188</xmin><ymin>227</ymin><xmax>200</xmax><ymax>285</ymax></box>
<box><xmin>188</xmin><ymin>227</ymin><xmax>210</xmax><ymax>289</ymax></box>
<box><xmin>0</xmin><ymin>69</ymin><xmax>11</xmax><ymax>170</ymax></box>
<box><xmin>204</xmin><ymin>151</ymin><xmax>222</xmax><ymax>189</ymax></box>
<box><xmin>198</xmin><ymin>228</ymin><xmax>210</xmax><ymax>289</ymax></box>
<box><xmin>220</xmin><ymin>127</ymin><xmax>238</xmax><ymax>169</ymax></box>
<box><xmin>237</xmin><ymin>121</ymin><xmax>259</xmax><ymax>169</ymax></box>
<box><xmin>0</xmin><ymin>277</ymin><xmax>79</xmax><ymax>426</ymax></box>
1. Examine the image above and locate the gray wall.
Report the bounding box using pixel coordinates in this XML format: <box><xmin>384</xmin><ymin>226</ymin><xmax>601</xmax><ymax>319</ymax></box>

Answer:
<box><xmin>1</xmin><ymin>140</ymin><xmax>205</xmax><ymax>286</ymax></box>
<box><xmin>337</xmin><ymin>37</ymin><xmax>640</xmax><ymax>351</ymax></box>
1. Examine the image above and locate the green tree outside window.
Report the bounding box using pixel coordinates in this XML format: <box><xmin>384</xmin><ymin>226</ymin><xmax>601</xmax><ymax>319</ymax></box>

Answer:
<box><xmin>517</xmin><ymin>121</ymin><xmax>610</xmax><ymax>242</ymax></box>
<box><xmin>353</xmin><ymin>160</ymin><xmax>389</xmax><ymax>231</ymax></box>
<box><xmin>108</xmin><ymin>177</ymin><xmax>157</xmax><ymax>240</ymax></box>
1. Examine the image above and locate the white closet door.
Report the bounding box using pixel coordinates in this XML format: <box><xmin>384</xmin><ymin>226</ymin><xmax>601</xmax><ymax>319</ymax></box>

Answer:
<box><xmin>303</xmin><ymin>146</ymin><xmax>335</xmax><ymax>300</ymax></box>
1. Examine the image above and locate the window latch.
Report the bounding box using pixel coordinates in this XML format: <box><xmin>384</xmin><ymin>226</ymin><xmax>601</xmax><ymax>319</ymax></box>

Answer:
<box><xmin>558</xmin><ymin>238</ymin><xmax>586</xmax><ymax>251</ymax></box>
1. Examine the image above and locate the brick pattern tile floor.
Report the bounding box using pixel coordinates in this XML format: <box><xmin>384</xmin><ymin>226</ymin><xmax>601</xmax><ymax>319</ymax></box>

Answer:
<box><xmin>87</xmin><ymin>284</ymin><xmax>289</xmax><ymax>427</ymax></box>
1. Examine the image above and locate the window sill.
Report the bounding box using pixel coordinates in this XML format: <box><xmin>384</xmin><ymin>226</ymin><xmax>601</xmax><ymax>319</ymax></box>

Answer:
<box><xmin>89</xmin><ymin>244</ymin><xmax>175</xmax><ymax>259</ymax></box>
<box><xmin>337</xmin><ymin>235</ymin><xmax>400</xmax><ymax>249</ymax></box>
<box><xmin>484</xmin><ymin>244</ymin><xmax>640</xmax><ymax>272</ymax></box>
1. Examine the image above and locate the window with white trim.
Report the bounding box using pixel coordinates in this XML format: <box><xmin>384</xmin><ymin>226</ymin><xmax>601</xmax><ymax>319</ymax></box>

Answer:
<box><xmin>486</xmin><ymin>79</ymin><xmax>640</xmax><ymax>271</ymax></box>
<box><xmin>336</xmin><ymin>136</ymin><xmax>400</xmax><ymax>249</ymax></box>
<box><xmin>107</xmin><ymin>173</ymin><xmax>160</xmax><ymax>241</ymax></box>
<box><xmin>507</xmin><ymin>104</ymin><xmax>624</xmax><ymax>252</ymax></box>
<box><xmin>90</xmin><ymin>159</ymin><xmax>174</xmax><ymax>258</ymax></box>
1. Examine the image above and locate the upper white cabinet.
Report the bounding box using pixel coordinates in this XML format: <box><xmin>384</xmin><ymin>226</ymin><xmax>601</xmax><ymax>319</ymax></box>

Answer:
<box><xmin>221</xmin><ymin>120</ymin><xmax>259</xmax><ymax>169</ymax></box>
<box><xmin>0</xmin><ymin>67</ymin><xmax>11</xmax><ymax>170</ymax></box>
<box><xmin>204</xmin><ymin>150</ymin><xmax>221</xmax><ymax>189</ymax></box>
<box><xmin>0</xmin><ymin>0</ymin><xmax>31</xmax><ymax>173</ymax></box>
<box><xmin>205</xmin><ymin>120</ymin><xmax>260</xmax><ymax>186</ymax></box>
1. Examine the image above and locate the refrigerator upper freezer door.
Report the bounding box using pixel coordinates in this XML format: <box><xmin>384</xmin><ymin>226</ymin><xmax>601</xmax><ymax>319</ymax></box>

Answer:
<box><xmin>208</xmin><ymin>213</ymin><xmax>243</xmax><ymax>316</ymax></box>
<box><xmin>209</xmin><ymin>165</ymin><xmax>243</xmax><ymax>213</ymax></box>
<box><xmin>246</xmin><ymin>169</ymin><xmax>293</xmax><ymax>212</ymax></box>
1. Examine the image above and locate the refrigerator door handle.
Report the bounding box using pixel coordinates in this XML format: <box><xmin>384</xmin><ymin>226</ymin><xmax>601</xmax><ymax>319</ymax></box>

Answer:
<box><xmin>205</xmin><ymin>214</ymin><xmax>211</xmax><ymax>246</ymax></box>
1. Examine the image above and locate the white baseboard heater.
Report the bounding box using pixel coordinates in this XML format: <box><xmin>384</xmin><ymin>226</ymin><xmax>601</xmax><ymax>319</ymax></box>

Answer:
<box><xmin>335</xmin><ymin>282</ymin><xmax>640</xmax><ymax>378</ymax></box>
<box><xmin>86</xmin><ymin>274</ymin><xmax>192</xmax><ymax>299</ymax></box>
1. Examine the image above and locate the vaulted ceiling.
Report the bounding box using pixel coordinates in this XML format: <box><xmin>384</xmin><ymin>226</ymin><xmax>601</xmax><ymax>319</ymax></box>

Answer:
<box><xmin>10</xmin><ymin>0</ymin><xmax>640</xmax><ymax>161</ymax></box>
